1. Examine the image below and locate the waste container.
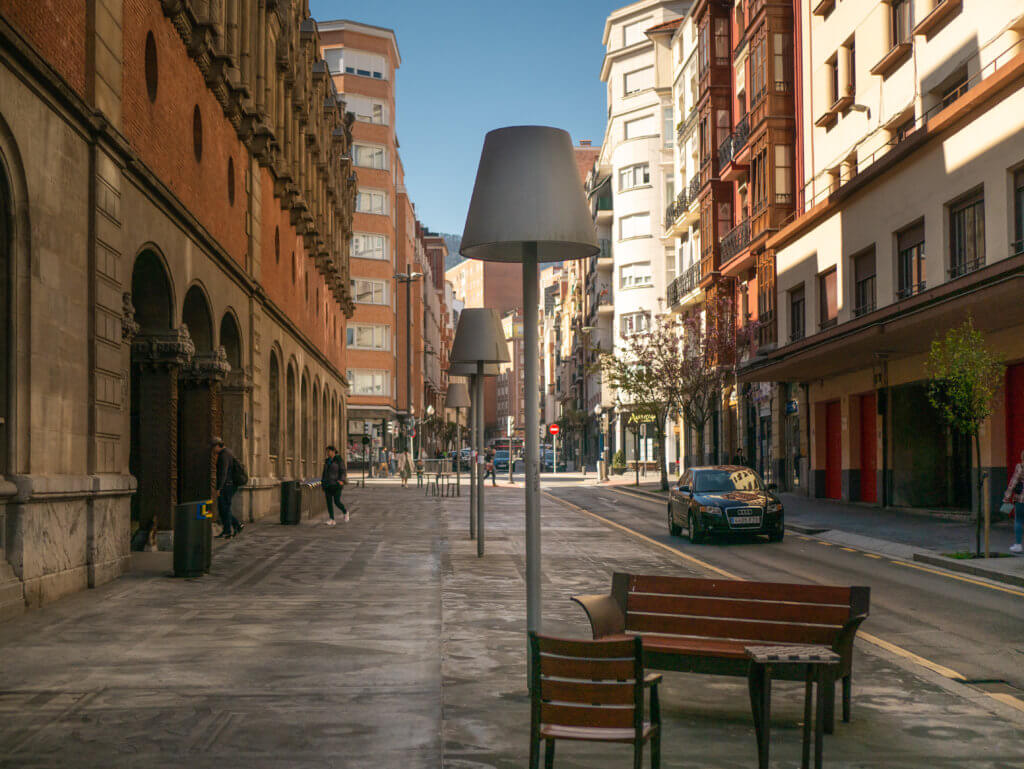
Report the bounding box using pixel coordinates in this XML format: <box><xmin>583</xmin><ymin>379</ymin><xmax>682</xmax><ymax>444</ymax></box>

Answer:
<box><xmin>280</xmin><ymin>480</ymin><xmax>301</xmax><ymax>525</ymax></box>
<box><xmin>174</xmin><ymin>499</ymin><xmax>213</xmax><ymax>578</ymax></box>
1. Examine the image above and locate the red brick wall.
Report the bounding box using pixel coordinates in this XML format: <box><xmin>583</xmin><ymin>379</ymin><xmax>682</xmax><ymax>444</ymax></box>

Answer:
<box><xmin>121</xmin><ymin>0</ymin><xmax>247</xmax><ymax>268</ymax></box>
<box><xmin>0</xmin><ymin>0</ymin><xmax>87</xmax><ymax>97</ymax></box>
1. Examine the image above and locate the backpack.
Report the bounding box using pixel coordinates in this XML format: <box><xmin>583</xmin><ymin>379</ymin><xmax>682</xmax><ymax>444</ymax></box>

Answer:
<box><xmin>231</xmin><ymin>456</ymin><xmax>249</xmax><ymax>487</ymax></box>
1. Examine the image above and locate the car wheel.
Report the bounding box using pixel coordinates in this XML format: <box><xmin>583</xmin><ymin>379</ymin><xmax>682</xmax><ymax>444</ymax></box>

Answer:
<box><xmin>687</xmin><ymin>511</ymin><xmax>705</xmax><ymax>544</ymax></box>
<box><xmin>768</xmin><ymin>526</ymin><xmax>784</xmax><ymax>543</ymax></box>
<box><xmin>668</xmin><ymin>504</ymin><xmax>682</xmax><ymax>536</ymax></box>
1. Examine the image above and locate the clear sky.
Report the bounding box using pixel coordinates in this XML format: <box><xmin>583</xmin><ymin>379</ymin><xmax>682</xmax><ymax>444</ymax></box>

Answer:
<box><xmin>309</xmin><ymin>0</ymin><xmax>626</xmax><ymax>236</ymax></box>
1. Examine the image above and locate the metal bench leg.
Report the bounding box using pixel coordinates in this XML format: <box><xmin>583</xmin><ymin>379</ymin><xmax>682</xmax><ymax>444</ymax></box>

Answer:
<box><xmin>544</xmin><ymin>738</ymin><xmax>555</xmax><ymax>769</ymax></box>
<box><xmin>802</xmin><ymin>668</ymin><xmax>813</xmax><ymax>769</ymax></box>
<box><xmin>823</xmin><ymin>677</ymin><xmax>835</xmax><ymax>734</ymax></box>
<box><xmin>747</xmin><ymin>662</ymin><xmax>771</xmax><ymax>769</ymax></box>
<box><xmin>842</xmin><ymin>675</ymin><xmax>852</xmax><ymax>722</ymax></box>
<box><xmin>814</xmin><ymin>668</ymin><xmax>827</xmax><ymax>769</ymax></box>
<box><xmin>632</xmin><ymin>740</ymin><xmax>643</xmax><ymax>769</ymax></box>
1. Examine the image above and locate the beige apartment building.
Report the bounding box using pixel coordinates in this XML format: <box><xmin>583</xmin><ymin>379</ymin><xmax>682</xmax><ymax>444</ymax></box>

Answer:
<box><xmin>742</xmin><ymin>0</ymin><xmax>1024</xmax><ymax>514</ymax></box>
<box><xmin>320</xmin><ymin>20</ymin><xmax>423</xmax><ymax>463</ymax></box>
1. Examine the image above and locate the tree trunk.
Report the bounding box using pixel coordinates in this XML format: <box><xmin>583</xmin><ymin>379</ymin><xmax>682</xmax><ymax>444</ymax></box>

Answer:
<box><xmin>657</xmin><ymin>423</ymin><xmax>669</xmax><ymax>492</ymax></box>
<box><xmin>696</xmin><ymin>426</ymin><xmax>705</xmax><ymax>466</ymax></box>
<box><xmin>974</xmin><ymin>429</ymin><xmax>983</xmax><ymax>557</ymax></box>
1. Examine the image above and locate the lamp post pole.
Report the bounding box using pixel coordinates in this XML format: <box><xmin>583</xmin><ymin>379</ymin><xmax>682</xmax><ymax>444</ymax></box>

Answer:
<box><xmin>469</xmin><ymin>374</ymin><xmax>477</xmax><ymax>538</ymax></box>
<box><xmin>523</xmin><ymin>242</ymin><xmax>541</xmax><ymax>638</ymax></box>
<box><xmin>455</xmin><ymin>406</ymin><xmax>461</xmax><ymax>496</ymax></box>
<box><xmin>476</xmin><ymin>363</ymin><xmax>486</xmax><ymax>557</ymax></box>
<box><xmin>406</xmin><ymin>267</ymin><xmax>413</xmax><ymax>458</ymax></box>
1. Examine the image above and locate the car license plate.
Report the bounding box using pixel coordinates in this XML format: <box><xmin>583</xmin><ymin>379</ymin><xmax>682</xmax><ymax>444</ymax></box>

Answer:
<box><xmin>731</xmin><ymin>515</ymin><xmax>761</xmax><ymax>525</ymax></box>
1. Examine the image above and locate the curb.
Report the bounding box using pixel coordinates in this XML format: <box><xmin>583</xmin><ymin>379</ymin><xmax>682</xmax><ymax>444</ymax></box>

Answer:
<box><xmin>913</xmin><ymin>552</ymin><xmax>1024</xmax><ymax>589</ymax></box>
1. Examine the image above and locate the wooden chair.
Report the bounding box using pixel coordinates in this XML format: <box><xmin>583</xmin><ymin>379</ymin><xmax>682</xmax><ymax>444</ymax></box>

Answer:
<box><xmin>529</xmin><ymin>632</ymin><xmax>661</xmax><ymax>769</ymax></box>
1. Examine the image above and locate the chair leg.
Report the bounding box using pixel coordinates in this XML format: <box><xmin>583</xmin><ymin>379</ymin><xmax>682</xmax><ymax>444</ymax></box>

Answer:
<box><xmin>633</xmin><ymin>740</ymin><xmax>644</xmax><ymax>769</ymax></box>
<box><xmin>842</xmin><ymin>675</ymin><xmax>852</xmax><ymax>722</ymax></box>
<box><xmin>651</xmin><ymin>731</ymin><xmax>661</xmax><ymax>769</ymax></box>
<box><xmin>544</xmin><ymin>738</ymin><xmax>555</xmax><ymax>769</ymax></box>
<box><xmin>823</xmin><ymin>677</ymin><xmax>836</xmax><ymax>735</ymax></box>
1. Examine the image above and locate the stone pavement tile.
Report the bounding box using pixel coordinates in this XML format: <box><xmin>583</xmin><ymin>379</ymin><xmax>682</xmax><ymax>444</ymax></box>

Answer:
<box><xmin>440</xmin><ymin>487</ymin><xmax>1024</xmax><ymax>768</ymax></box>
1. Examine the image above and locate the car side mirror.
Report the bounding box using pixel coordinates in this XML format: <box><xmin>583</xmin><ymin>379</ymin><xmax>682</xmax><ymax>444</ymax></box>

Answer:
<box><xmin>678</xmin><ymin>484</ymin><xmax>691</xmax><ymax>493</ymax></box>
<box><xmin>767</xmin><ymin>483</ymin><xmax>778</xmax><ymax>491</ymax></box>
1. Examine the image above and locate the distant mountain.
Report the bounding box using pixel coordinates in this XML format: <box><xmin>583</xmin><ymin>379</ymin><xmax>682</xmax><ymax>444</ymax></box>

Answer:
<box><xmin>443</xmin><ymin>233</ymin><xmax>463</xmax><ymax>270</ymax></box>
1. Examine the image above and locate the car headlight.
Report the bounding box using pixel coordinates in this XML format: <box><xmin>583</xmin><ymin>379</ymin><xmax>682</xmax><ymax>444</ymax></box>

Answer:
<box><xmin>768</xmin><ymin>503</ymin><xmax>783</xmax><ymax>514</ymax></box>
<box><xmin>699</xmin><ymin>505</ymin><xmax>720</xmax><ymax>515</ymax></box>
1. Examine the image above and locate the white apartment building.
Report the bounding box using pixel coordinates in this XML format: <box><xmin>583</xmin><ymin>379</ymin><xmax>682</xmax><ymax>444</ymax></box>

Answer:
<box><xmin>599</xmin><ymin>0</ymin><xmax>690</xmax><ymax>469</ymax></box>
<box><xmin>743</xmin><ymin>0</ymin><xmax>1024</xmax><ymax>512</ymax></box>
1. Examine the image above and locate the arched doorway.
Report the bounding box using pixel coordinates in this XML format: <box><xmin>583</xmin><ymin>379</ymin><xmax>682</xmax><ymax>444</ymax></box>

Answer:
<box><xmin>177</xmin><ymin>285</ymin><xmax>227</xmax><ymax>505</ymax></box>
<box><xmin>219</xmin><ymin>312</ymin><xmax>247</xmax><ymax>487</ymax></box>
<box><xmin>269</xmin><ymin>350</ymin><xmax>281</xmax><ymax>476</ymax></box>
<box><xmin>286</xmin><ymin>363</ymin><xmax>296</xmax><ymax>477</ymax></box>
<box><xmin>300</xmin><ymin>371</ymin><xmax>309</xmax><ymax>477</ymax></box>
<box><xmin>129</xmin><ymin>249</ymin><xmax>192</xmax><ymax>545</ymax></box>
<box><xmin>0</xmin><ymin>164</ymin><xmax>10</xmax><ymax>477</ymax></box>
<box><xmin>312</xmin><ymin>380</ymin><xmax>320</xmax><ymax>470</ymax></box>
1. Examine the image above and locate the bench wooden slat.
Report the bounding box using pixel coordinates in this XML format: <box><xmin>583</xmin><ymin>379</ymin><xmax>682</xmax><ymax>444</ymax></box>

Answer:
<box><xmin>541</xmin><ymin>702</ymin><xmax>636</xmax><ymax>729</ymax></box>
<box><xmin>625</xmin><ymin>612</ymin><xmax>839</xmax><ymax>646</ymax></box>
<box><xmin>541</xmin><ymin>679</ymin><xmax>636</xmax><ymax>705</ymax></box>
<box><xmin>627</xmin><ymin>593</ymin><xmax>850</xmax><ymax>626</ymax></box>
<box><xmin>537</xmin><ymin>635</ymin><xmax>638</xmax><ymax>659</ymax></box>
<box><xmin>629</xmin><ymin>575</ymin><xmax>853</xmax><ymax>605</ymax></box>
<box><xmin>541</xmin><ymin>655</ymin><xmax>637</xmax><ymax>680</ymax></box>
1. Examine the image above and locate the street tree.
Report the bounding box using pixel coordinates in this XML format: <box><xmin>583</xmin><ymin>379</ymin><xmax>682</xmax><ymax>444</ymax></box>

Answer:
<box><xmin>925</xmin><ymin>317</ymin><xmax>1004</xmax><ymax>556</ymax></box>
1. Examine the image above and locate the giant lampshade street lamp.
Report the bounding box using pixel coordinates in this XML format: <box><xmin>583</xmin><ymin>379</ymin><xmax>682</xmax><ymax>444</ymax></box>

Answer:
<box><xmin>450</xmin><ymin>309</ymin><xmax>509</xmax><ymax>557</ymax></box>
<box><xmin>444</xmin><ymin>382</ymin><xmax>471</xmax><ymax>497</ymax></box>
<box><xmin>461</xmin><ymin>126</ymin><xmax>599</xmax><ymax>644</ymax></box>
<box><xmin>448</xmin><ymin>360</ymin><xmax>498</xmax><ymax>540</ymax></box>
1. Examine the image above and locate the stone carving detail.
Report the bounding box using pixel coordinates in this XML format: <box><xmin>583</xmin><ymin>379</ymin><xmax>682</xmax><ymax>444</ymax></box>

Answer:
<box><xmin>131</xmin><ymin>326</ymin><xmax>196</xmax><ymax>370</ymax></box>
<box><xmin>121</xmin><ymin>293</ymin><xmax>140</xmax><ymax>342</ymax></box>
<box><xmin>223</xmin><ymin>366</ymin><xmax>255</xmax><ymax>393</ymax></box>
<box><xmin>183</xmin><ymin>346</ymin><xmax>232</xmax><ymax>385</ymax></box>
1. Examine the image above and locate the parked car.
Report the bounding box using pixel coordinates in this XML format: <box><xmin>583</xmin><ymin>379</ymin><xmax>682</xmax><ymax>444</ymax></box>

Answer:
<box><xmin>667</xmin><ymin>465</ymin><xmax>784</xmax><ymax>543</ymax></box>
<box><xmin>541</xmin><ymin>449</ymin><xmax>566</xmax><ymax>472</ymax></box>
<box><xmin>493</xmin><ymin>450</ymin><xmax>510</xmax><ymax>472</ymax></box>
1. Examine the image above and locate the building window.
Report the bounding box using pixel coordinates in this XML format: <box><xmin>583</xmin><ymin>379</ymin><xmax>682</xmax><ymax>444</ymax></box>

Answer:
<box><xmin>350</xmin><ymin>278</ymin><xmax>388</xmax><ymax>305</ymax></box>
<box><xmin>343</xmin><ymin>93</ymin><xmax>388</xmax><ymax>124</ymax></box>
<box><xmin>351</xmin><ymin>233</ymin><xmax>388</xmax><ymax>260</ymax></box>
<box><xmin>624</xmin><ymin>66</ymin><xmax>654</xmax><ymax>95</ymax></box>
<box><xmin>1014</xmin><ymin>169</ymin><xmax>1024</xmax><ymax>255</ymax></box>
<box><xmin>353</xmin><ymin>143</ymin><xmax>387</xmax><ymax>169</ymax></box>
<box><xmin>949</xmin><ymin>190</ymin><xmax>985</xmax><ymax>278</ymax></box>
<box><xmin>699</xmin><ymin>20</ymin><xmax>709</xmax><ymax>74</ymax></box>
<box><xmin>347</xmin><ymin>324</ymin><xmax>389</xmax><ymax>350</ymax></box>
<box><xmin>828</xmin><ymin>54</ymin><xmax>840</xmax><ymax>106</ymax></box>
<box><xmin>896</xmin><ymin>220</ymin><xmax>926</xmax><ymax>298</ymax></box>
<box><xmin>620</xmin><ymin>262</ymin><xmax>653</xmax><ymax>289</ymax></box>
<box><xmin>619</xmin><ymin>212</ymin><xmax>651</xmax><ymax>240</ymax></box>
<box><xmin>789</xmin><ymin>285</ymin><xmax>805</xmax><ymax>342</ymax></box>
<box><xmin>750</xmin><ymin>35</ymin><xmax>767</xmax><ymax>103</ymax></box>
<box><xmin>774</xmin><ymin>145</ymin><xmax>793</xmax><ymax>206</ymax></box>
<box><xmin>144</xmin><ymin>32</ymin><xmax>158</xmax><ymax>102</ymax></box>
<box><xmin>853</xmin><ymin>247</ymin><xmax>876</xmax><ymax>317</ymax></box>
<box><xmin>347</xmin><ymin>370</ymin><xmax>390</xmax><ymax>396</ymax></box>
<box><xmin>623</xmin><ymin>18</ymin><xmax>650</xmax><ymax>47</ymax></box>
<box><xmin>818</xmin><ymin>267</ymin><xmax>837</xmax><ymax>329</ymax></box>
<box><xmin>227</xmin><ymin>157</ymin><xmax>235</xmax><ymax>206</ymax></box>
<box><xmin>713</xmin><ymin>16</ymin><xmax>729</xmax><ymax>64</ymax></box>
<box><xmin>891</xmin><ymin>0</ymin><xmax>912</xmax><ymax>47</ymax></box>
<box><xmin>329</xmin><ymin>48</ymin><xmax>388</xmax><ymax>79</ymax></box>
<box><xmin>618</xmin><ymin>163</ymin><xmax>650</xmax><ymax>191</ymax></box>
<box><xmin>751</xmin><ymin>145</ymin><xmax>768</xmax><ymax>213</ymax></box>
<box><xmin>355</xmin><ymin>189</ymin><xmax>388</xmax><ymax>214</ymax></box>
<box><xmin>192</xmin><ymin>105</ymin><xmax>203</xmax><ymax>162</ymax></box>
<box><xmin>773</xmin><ymin>33</ymin><xmax>791</xmax><ymax>92</ymax></box>
<box><xmin>624</xmin><ymin>114</ymin><xmax>655</xmax><ymax>140</ymax></box>
<box><xmin>274</xmin><ymin>226</ymin><xmax>280</xmax><ymax>264</ymax></box>
<box><xmin>663</xmin><ymin>108</ymin><xmax>674</xmax><ymax>148</ymax></box>
<box><xmin>621</xmin><ymin>311</ymin><xmax>651</xmax><ymax>337</ymax></box>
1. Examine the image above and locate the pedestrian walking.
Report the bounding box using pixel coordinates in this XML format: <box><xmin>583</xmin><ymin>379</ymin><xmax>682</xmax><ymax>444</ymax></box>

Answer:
<box><xmin>212</xmin><ymin>437</ymin><xmax>245</xmax><ymax>539</ymax></box>
<box><xmin>377</xmin><ymin>449</ymin><xmax>389</xmax><ymax>478</ymax></box>
<box><xmin>1001</xmin><ymin>449</ymin><xmax>1024</xmax><ymax>554</ymax></box>
<box><xmin>484</xmin><ymin>448</ymin><xmax>496</xmax><ymax>486</ymax></box>
<box><xmin>322</xmin><ymin>445</ymin><xmax>349</xmax><ymax>526</ymax></box>
<box><xmin>398</xmin><ymin>449</ymin><xmax>413</xmax><ymax>487</ymax></box>
<box><xmin>733</xmin><ymin>448</ymin><xmax>747</xmax><ymax>467</ymax></box>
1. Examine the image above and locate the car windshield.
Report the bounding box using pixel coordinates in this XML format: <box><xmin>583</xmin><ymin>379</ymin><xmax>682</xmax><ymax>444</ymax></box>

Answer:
<box><xmin>694</xmin><ymin>468</ymin><xmax>763</xmax><ymax>493</ymax></box>
<box><xmin>495</xmin><ymin>451</ymin><xmax>509</xmax><ymax>459</ymax></box>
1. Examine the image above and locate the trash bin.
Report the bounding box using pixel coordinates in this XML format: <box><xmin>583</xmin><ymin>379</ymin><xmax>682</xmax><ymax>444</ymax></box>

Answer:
<box><xmin>174</xmin><ymin>499</ymin><xmax>213</xmax><ymax>578</ymax></box>
<box><xmin>280</xmin><ymin>480</ymin><xmax>301</xmax><ymax>525</ymax></box>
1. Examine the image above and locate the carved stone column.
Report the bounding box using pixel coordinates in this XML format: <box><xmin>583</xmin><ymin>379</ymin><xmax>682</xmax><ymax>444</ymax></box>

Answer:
<box><xmin>131</xmin><ymin>327</ymin><xmax>195</xmax><ymax>535</ymax></box>
<box><xmin>222</xmin><ymin>367</ymin><xmax>253</xmax><ymax>468</ymax></box>
<box><xmin>179</xmin><ymin>347</ymin><xmax>231</xmax><ymax>505</ymax></box>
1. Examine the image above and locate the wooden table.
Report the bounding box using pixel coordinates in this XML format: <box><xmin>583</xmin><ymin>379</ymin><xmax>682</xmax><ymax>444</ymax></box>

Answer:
<box><xmin>746</xmin><ymin>644</ymin><xmax>841</xmax><ymax>769</ymax></box>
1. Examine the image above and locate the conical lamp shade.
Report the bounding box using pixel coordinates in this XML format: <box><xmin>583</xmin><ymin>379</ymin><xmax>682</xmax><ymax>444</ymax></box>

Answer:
<box><xmin>447</xmin><ymin>361</ymin><xmax>500</xmax><ymax>377</ymax></box>
<box><xmin>461</xmin><ymin>126</ymin><xmax>599</xmax><ymax>263</ymax></box>
<box><xmin>450</xmin><ymin>308</ymin><xmax>511</xmax><ymax>364</ymax></box>
<box><xmin>444</xmin><ymin>382</ymin><xmax>471</xmax><ymax>409</ymax></box>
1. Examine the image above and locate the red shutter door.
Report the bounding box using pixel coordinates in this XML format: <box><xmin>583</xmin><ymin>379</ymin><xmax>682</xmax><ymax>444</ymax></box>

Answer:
<box><xmin>1005</xmin><ymin>364</ymin><xmax>1024</xmax><ymax>477</ymax></box>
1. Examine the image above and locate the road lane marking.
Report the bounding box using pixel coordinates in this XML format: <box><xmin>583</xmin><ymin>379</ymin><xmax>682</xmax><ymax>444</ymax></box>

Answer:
<box><xmin>987</xmin><ymin>692</ymin><xmax>1024</xmax><ymax>714</ymax></box>
<box><xmin>543</xmin><ymin>490</ymin><xmax>1002</xmax><ymax>693</ymax></box>
<box><xmin>841</xmin><ymin>547</ymin><xmax>857</xmax><ymax>552</ymax></box>
<box><xmin>888</xmin><ymin>560</ymin><xmax>1024</xmax><ymax>598</ymax></box>
<box><xmin>864</xmin><ymin>553</ymin><xmax>881</xmax><ymax>559</ymax></box>
<box><xmin>817</xmin><ymin>541</ymin><xmax>832</xmax><ymax>546</ymax></box>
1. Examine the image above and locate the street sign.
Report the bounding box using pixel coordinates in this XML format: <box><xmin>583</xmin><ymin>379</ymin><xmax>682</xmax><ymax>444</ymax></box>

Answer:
<box><xmin>549</xmin><ymin>424</ymin><xmax>560</xmax><ymax>436</ymax></box>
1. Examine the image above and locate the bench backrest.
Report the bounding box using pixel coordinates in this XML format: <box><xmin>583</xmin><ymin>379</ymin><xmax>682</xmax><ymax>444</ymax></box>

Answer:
<box><xmin>615</xmin><ymin>573</ymin><xmax>869</xmax><ymax>647</ymax></box>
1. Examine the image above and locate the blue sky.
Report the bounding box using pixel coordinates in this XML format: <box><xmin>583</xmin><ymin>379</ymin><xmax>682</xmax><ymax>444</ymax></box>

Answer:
<box><xmin>309</xmin><ymin>0</ymin><xmax>625</xmax><ymax>235</ymax></box>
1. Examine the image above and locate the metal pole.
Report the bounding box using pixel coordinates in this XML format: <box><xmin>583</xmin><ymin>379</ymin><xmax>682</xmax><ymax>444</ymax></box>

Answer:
<box><xmin>455</xmin><ymin>407</ymin><xmax>461</xmax><ymax>497</ymax></box>
<box><xmin>470</xmin><ymin>376</ymin><xmax>477</xmax><ymax>538</ymax></box>
<box><xmin>406</xmin><ymin>268</ymin><xmax>414</xmax><ymax>459</ymax></box>
<box><xmin>476</xmin><ymin>363</ymin><xmax>485</xmax><ymax>557</ymax></box>
<box><xmin>523</xmin><ymin>243</ymin><xmax>541</xmax><ymax>640</ymax></box>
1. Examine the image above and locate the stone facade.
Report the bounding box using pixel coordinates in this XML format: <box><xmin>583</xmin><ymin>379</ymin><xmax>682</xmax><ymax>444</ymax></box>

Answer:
<box><xmin>0</xmin><ymin>0</ymin><xmax>356</xmax><ymax>617</ymax></box>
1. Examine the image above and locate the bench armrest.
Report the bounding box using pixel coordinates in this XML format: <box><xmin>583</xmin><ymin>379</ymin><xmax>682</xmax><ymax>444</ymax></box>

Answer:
<box><xmin>571</xmin><ymin>593</ymin><xmax>626</xmax><ymax>639</ymax></box>
<box><xmin>832</xmin><ymin>613</ymin><xmax>868</xmax><ymax>673</ymax></box>
<box><xmin>643</xmin><ymin>672</ymin><xmax>662</xmax><ymax>687</ymax></box>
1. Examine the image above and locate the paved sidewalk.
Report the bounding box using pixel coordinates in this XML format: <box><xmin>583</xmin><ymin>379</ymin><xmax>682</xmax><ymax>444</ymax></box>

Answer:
<box><xmin>0</xmin><ymin>484</ymin><xmax>1021</xmax><ymax>767</ymax></box>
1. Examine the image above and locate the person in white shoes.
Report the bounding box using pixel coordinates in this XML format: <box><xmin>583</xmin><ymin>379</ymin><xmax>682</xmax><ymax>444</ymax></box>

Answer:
<box><xmin>1001</xmin><ymin>449</ymin><xmax>1024</xmax><ymax>554</ymax></box>
<box><xmin>321</xmin><ymin>445</ymin><xmax>349</xmax><ymax>527</ymax></box>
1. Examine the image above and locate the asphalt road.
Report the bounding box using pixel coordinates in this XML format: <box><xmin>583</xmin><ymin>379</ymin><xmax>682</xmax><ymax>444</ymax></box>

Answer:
<box><xmin>543</xmin><ymin>479</ymin><xmax>1024</xmax><ymax>695</ymax></box>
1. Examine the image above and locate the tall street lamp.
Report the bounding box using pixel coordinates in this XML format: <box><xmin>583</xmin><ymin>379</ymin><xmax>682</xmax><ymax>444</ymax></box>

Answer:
<box><xmin>450</xmin><ymin>309</ymin><xmax>509</xmax><ymax>557</ymax></box>
<box><xmin>594</xmin><ymin>403</ymin><xmax>606</xmax><ymax>480</ymax></box>
<box><xmin>394</xmin><ymin>267</ymin><xmax>423</xmax><ymax>457</ymax></box>
<box><xmin>461</xmin><ymin>126</ymin><xmax>598</xmax><ymax>657</ymax></box>
<box><xmin>444</xmin><ymin>382</ymin><xmax>471</xmax><ymax>496</ymax></box>
<box><xmin>448</xmin><ymin>360</ymin><xmax>499</xmax><ymax>537</ymax></box>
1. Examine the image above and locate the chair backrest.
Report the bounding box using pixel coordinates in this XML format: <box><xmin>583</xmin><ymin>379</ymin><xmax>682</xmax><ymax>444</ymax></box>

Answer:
<box><xmin>619</xmin><ymin>573</ymin><xmax>869</xmax><ymax>646</ymax></box>
<box><xmin>529</xmin><ymin>632</ymin><xmax>644</xmax><ymax>734</ymax></box>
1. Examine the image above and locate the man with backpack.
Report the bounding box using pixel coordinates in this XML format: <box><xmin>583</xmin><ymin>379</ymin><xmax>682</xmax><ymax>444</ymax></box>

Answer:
<box><xmin>212</xmin><ymin>437</ymin><xmax>246</xmax><ymax>539</ymax></box>
<box><xmin>322</xmin><ymin>445</ymin><xmax>349</xmax><ymax>526</ymax></box>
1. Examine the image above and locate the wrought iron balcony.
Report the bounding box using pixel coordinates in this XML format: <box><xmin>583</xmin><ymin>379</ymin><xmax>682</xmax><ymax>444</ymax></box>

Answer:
<box><xmin>688</xmin><ymin>174</ymin><xmax>701</xmax><ymax>201</ymax></box>
<box><xmin>667</xmin><ymin>262</ymin><xmax>703</xmax><ymax>307</ymax></box>
<box><xmin>664</xmin><ymin>189</ymin><xmax>693</xmax><ymax>228</ymax></box>
<box><xmin>717</xmin><ymin>115</ymin><xmax>750</xmax><ymax>170</ymax></box>
<box><xmin>719</xmin><ymin>219</ymin><xmax>750</xmax><ymax>263</ymax></box>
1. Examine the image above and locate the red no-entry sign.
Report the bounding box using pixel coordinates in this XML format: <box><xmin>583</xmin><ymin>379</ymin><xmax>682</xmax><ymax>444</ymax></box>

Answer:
<box><xmin>549</xmin><ymin>424</ymin><xmax>560</xmax><ymax>436</ymax></box>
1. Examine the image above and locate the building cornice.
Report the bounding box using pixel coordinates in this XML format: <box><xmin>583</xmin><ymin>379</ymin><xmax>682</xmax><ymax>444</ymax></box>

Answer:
<box><xmin>315</xmin><ymin>18</ymin><xmax>401</xmax><ymax>66</ymax></box>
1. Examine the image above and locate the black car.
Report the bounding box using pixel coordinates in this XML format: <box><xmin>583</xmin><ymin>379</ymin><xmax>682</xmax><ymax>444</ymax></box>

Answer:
<box><xmin>667</xmin><ymin>465</ymin><xmax>784</xmax><ymax>543</ymax></box>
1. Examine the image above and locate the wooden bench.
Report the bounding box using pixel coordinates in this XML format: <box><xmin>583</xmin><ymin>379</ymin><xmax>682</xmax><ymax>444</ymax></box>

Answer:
<box><xmin>572</xmin><ymin>573</ymin><xmax>869</xmax><ymax>732</ymax></box>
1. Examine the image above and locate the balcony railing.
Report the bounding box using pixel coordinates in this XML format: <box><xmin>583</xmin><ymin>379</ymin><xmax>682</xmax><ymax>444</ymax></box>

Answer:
<box><xmin>664</xmin><ymin>187</ymin><xmax>695</xmax><ymax>227</ymax></box>
<box><xmin>949</xmin><ymin>255</ymin><xmax>985</xmax><ymax>279</ymax></box>
<box><xmin>688</xmin><ymin>174</ymin><xmax>701</xmax><ymax>201</ymax></box>
<box><xmin>717</xmin><ymin>115</ymin><xmax>750</xmax><ymax>170</ymax></box>
<box><xmin>896</xmin><ymin>281</ymin><xmax>927</xmax><ymax>300</ymax></box>
<box><xmin>667</xmin><ymin>262</ymin><xmax>703</xmax><ymax>307</ymax></box>
<box><xmin>719</xmin><ymin>219</ymin><xmax>750</xmax><ymax>262</ymax></box>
